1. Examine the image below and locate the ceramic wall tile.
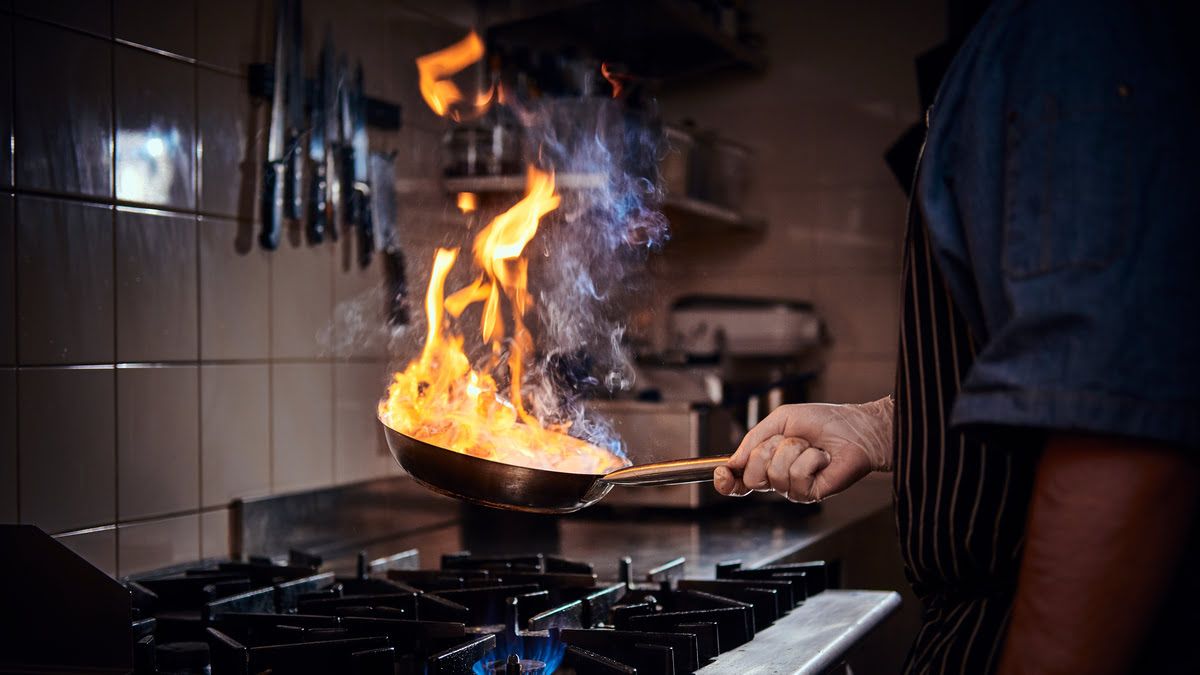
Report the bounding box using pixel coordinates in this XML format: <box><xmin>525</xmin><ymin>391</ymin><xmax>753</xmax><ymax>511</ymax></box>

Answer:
<box><xmin>13</xmin><ymin>20</ymin><xmax>112</xmax><ymax>197</ymax></box>
<box><xmin>198</xmin><ymin>69</ymin><xmax>261</xmax><ymax>221</ymax></box>
<box><xmin>814</xmin><ymin>273</ymin><xmax>900</xmax><ymax>358</ymax></box>
<box><xmin>196</xmin><ymin>0</ymin><xmax>270</xmax><ymax>73</ymax></box>
<box><xmin>114</xmin><ymin>46</ymin><xmax>196</xmax><ymax>209</ymax></box>
<box><xmin>118</xmin><ymin>512</ymin><xmax>200</xmax><ymax>576</ymax></box>
<box><xmin>270</xmin><ymin>240</ymin><xmax>334</xmax><ymax>359</ymax></box>
<box><xmin>55</xmin><ymin>526</ymin><xmax>118</xmax><ymax>577</ymax></box>
<box><xmin>198</xmin><ymin>216</ymin><xmax>270</xmax><ymax>360</ymax></box>
<box><xmin>115</xmin><ymin>209</ymin><xmax>199</xmax><ymax>362</ymax></box>
<box><xmin>200</xmin><ymin>508</ymin><xmax>229</xmax><ymax>559</ymax></box>
<box><xmin>117</xmin><ymin>366</ymin><xmax>200</xmax><ymax>520</ymax></box>
<box><xmin>0</xmin><ymin>194</ymin><xmax>13</xmax><ymax>364</ymax></box>
<box><xmin>333</xmin><ymin>362</ymin><xmax>390</xmax><ymax>484</ymax></box>
<box><xmin>200</xmin><ymin>364</ymin><xmax>270</xmax><ymax>507</ymax></box>
<box><xmin>13</xmin><ymin>0</ymin><xmax>112</xmax><ymax>37</ymax></box>
<box><xmin>0</xmin><ymin>369</ymin><xmax>15</xmax><ymax>522</ymax></box>
<box><xmin>271</xmin><ymin>362</ymin><xmax>333</xmax><ymax>493</ymax></box>
<box><xmin>815</xmin><ymin>356</ymin><xmax>897</xmax><ymax>404</ymax></box>
<box><xmin>114</xmin><ymin>0</ymin><xmax>196</xmax><ymax>59</ymax></box>
<box><xmin>331</xmin><ymin>234</ymin><xmax>389</xmax><ymax>359</ymax></box>
<box><xmin>19</xmin><ymin>367</ymin><xmax>115</xmax><ymax>533</ymax></box>
<box><xmin>16</xmin><ymin>197</ymin><xmax>114</xmax><ymax>365</ymax></box>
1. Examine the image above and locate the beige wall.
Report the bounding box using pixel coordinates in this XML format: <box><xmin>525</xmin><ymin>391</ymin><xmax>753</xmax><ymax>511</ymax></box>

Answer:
<box><xmin>651</xmin><ymin>0</ymin><xmax>942</xmax><ymax>403</ymax></box>
<box><xmin>0</xmin><ymin>0</ymin><xmax>472</xmax><ymax>576</ymax></box>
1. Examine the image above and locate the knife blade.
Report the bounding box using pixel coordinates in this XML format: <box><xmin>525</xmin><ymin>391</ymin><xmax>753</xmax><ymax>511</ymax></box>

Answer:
<box><xmin>284</xmin><ymin>0</ymin><xmax>305</xmax><ymax>222</ymax></box>
<box><xmin>260</xmin><ymin>0</ymin><xmax>289</xmax><ymax>250</ymax></box>
<box><xmin>307</xmin><ymin>30</ymin><xmax>331</xmax><ymax>243</ymax></box>
<box><xmin>351</xmin><ymin>62</ymin><xmax>374</xmax><ymax>266</ymax></box>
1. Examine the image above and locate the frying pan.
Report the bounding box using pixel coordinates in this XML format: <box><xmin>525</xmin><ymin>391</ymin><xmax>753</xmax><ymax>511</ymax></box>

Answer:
<box><xmin>381</xmin><ymin>420</ymin><xmax>734</xmax><ymax>513</ymax></box>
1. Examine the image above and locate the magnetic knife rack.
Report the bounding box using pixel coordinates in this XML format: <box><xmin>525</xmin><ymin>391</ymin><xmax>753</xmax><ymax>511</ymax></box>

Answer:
<box><xmin>246</xmin><ymin>63</ymin><xmax>403</xmax><ymax>131</ymax></box>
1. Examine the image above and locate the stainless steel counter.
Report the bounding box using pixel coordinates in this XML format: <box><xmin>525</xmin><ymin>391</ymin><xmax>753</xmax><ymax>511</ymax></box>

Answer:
<box><xmin>234</xmin><ymin>473</ymin><xmax>896</xmax><ymax>581</ymax></box>
<box><xmin>698</xmin><ymin>590</ymin><xmax>902</xmax><ymax>674</ymax></box>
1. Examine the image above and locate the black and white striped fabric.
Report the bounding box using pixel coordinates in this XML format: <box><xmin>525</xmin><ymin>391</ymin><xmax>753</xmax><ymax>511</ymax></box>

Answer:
<box><xmin>893</xmin><ymin>205</ymin><xmax>1040</xmax><ymax>674</ymax></box>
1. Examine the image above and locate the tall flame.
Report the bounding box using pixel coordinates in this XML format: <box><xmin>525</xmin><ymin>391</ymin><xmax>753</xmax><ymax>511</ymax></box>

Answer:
<box><xmin>415</xmin><ymin>30</ymin><xmax>494</xmax><ymax>122</ymax></box>
<box><xmin>380</xmin><ymin>168</ymin><xmax>625</xmax><ymax>474</ymax></box>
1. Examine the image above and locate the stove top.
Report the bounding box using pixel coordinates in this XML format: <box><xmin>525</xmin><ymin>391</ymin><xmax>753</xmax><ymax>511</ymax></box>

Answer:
<box><xmin>120</xmin><ymin>548</ymin><xmax>834</xmax><ymax>674</ymax></box>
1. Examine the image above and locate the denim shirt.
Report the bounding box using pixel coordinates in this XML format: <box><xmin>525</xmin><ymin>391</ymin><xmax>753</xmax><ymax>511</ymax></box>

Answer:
<box><xmin>916</xmin><ymin>0</ymin><xmax>1200</xmax><ymax>448</ymax></box>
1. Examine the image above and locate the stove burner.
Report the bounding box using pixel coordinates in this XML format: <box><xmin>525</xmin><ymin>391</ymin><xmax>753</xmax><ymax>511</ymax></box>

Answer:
<box><xmin>487</xmin><ymin>654</ymin><xmax>547</xmax><ymax>674</ymax></box>
<box><xmin>71</xmin><ymin>546</ymin><xmax>834</xmax><ymax>674</ymax></box>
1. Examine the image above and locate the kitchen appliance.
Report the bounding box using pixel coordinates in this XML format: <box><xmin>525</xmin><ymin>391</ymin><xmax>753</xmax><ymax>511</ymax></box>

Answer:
<box><xmin>1</xmin><ymin>524</ymin><xmax>898</xmax><ymax>674</ymax></box>
<box><xmin>380</xmin><ymin>420</ymin><xmax>735</xmax><ymax>514</ymax></box>
<box><xmin>669</xmin><ymin>296</ymin><xmax>822</xmax><ymax>360</ymax></box>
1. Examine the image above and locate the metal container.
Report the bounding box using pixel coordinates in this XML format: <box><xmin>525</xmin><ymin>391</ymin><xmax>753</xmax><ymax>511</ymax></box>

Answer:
<box><xmin>661</xmin><ymin>125</ymin><xmax>695</xmax><ymax>198</ymax></box>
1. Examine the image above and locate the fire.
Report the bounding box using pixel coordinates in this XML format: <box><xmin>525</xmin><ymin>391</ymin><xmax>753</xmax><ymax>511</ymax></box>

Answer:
<box><xmin>600</xmin><ymin>62</ymin><xmax>628</xmax><ymax>99</ymax></box>
<box><xmin>380</xmin><ymin>165</ymin><xmax>627</xmax><ymax>475</ymax></box>
<box><xmin>415</xmin><ymin>30</ymin><xmax>494</xmax><ymax>122</ymax></box>
<box><xmin>456</xmin><ymin>191</ymin><xmax>477</xmax><ymax>213</ymax></box>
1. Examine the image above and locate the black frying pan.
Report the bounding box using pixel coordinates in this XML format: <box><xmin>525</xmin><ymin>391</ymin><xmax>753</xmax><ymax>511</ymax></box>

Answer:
<box><xmin>380</xmin><ymin>419</ymin><xmax>733</xmax><ymax>513</ymax></box>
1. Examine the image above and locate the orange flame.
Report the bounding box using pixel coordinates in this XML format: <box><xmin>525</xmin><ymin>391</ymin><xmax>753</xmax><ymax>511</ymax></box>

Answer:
<box><xmin>456</xmin><ymin>191</ymin><xmax>478</xmax><ymax>213</ymax></box>
<box><xmin>416</xmin><ymin>30</ymin><xmax>495</xmax><ymax>122</ymax></box>
<box><xmin>380</xmin><ymin>168</ymin><xmax>627</xmax><ymax>474</ymax></box>
<box><xmin>600</xmin><ymin>62</ymin><xmax>628</xmax><ymax>99</ymax></box>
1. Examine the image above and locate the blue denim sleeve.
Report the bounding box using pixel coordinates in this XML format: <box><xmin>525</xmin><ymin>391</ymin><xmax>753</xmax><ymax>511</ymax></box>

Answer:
<box><xmin>936</xmin><ymin>0</ymin><xmax>1200</xmax><ymax>447</ymax></box>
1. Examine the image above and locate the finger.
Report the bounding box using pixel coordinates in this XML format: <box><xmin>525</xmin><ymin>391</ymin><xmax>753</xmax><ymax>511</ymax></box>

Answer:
<box><xmin>713</xmin><ymin>466</ymin><xmax>751</xmax><ymax>497</ymax></box>
<box><xmin>730</xmin><ymin>408</ymin><xmax>795</xmax><ymax>468</ymax></box>
<box><xmin>767</xmin><ymin>437</ymin><xmax>810</xmax><ymax>493</ymax></box>
<box><xmin>786</xmin><ymin>447</ymin><xmax>833</xmax><ymax>503</ymax></box>
<box><xmin>740</xmin><ymin>436</ymin><xmax>785</xmax><ymax>491</ymax></box>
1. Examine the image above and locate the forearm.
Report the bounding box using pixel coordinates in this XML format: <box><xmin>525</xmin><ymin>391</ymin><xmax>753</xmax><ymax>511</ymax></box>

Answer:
<box><xmin>998</xmin><ymin>434</ymin><xmax>1200</xmax><ymax>674</ymax></box>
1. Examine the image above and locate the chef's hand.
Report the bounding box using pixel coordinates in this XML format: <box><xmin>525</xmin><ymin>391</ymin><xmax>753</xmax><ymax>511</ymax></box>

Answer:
<box><xmin>713</xmin><ymin>397</ymin><xmax>894</xmax><ymax>503</ymax></box>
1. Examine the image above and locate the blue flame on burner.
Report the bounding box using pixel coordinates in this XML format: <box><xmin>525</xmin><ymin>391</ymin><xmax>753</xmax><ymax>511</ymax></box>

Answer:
<box><xmin>471</xmin><ymin>632</ymin><xmax>565</xmax><ymax>674</ymax></box>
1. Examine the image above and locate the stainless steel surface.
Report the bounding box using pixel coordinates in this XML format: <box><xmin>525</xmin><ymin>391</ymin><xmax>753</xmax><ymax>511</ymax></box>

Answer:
<box><xmin>696</xmin><ymin>590</ymin><xmax>902</xmax><ymax>674</ymax></box>
<box><xmin>380</xmin><ymin>420</ymin><xmax>737</xmax><ymax>513</ymax></box>
<box><xmin>233</xmin><ymin>473</ymin><xmax>896</xmax><ymax>582</ymax></box>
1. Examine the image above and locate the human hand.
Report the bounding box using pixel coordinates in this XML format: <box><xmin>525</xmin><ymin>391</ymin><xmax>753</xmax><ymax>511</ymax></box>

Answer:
<box><xmin>713</xmin><ymin>398</ymin><xmax>893</xmax><ymax>503</ymax></box>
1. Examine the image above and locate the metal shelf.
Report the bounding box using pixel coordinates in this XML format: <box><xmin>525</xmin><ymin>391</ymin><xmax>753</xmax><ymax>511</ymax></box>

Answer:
<box><xmin>443</xmin><ymin>173</ymin><xmax>606</xmax><ymax>193</ymax></box>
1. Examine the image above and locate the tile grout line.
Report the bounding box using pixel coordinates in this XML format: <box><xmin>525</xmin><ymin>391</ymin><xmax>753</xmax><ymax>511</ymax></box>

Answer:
<box><xmin>193</xmin><ymin>0</ymin><xmax>203</xmax><ymax>559</ymax></box>
<box><xmin>9</xmin><ymin>9</ymin><xmax>19</xmax><ymax>524</ymax></box>
<box><xmin>109</xmin><ymin>0</ymin><xmax>120</xmax><ymax>575</ymax></box>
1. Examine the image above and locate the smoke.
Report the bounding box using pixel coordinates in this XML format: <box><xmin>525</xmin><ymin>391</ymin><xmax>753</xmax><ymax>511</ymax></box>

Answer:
<box><xmin>386</xmin><ymin>72</ymin><xmax>669</xmax><ymax>458</ymax></box>
<box><xmin>514</xmin><ymin>94</ymin><xmax>669</xmax><ymax>454</ymax></box>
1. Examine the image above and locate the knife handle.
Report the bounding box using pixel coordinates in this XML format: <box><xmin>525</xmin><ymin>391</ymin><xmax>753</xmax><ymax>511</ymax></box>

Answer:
<box><xmin>356</xmin><ymin>189</ymin><xmax>374</xmax><ymax>267</ymax></box>
<box><xmin>284</xmin><ymin>138</ymin><xmax>303</xmax><ymax>221</ymax></box>
<box><xmin>308</xmin><ymin>163</ymin><xmax>327</xmax><ymax>244</ymax></box>
<box><xmin>260</xmin><ymin>160</ymin><xmax>286</xmax><ymax>250</ymax></box>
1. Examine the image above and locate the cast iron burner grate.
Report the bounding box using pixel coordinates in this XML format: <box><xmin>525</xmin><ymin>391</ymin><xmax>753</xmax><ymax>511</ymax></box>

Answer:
<box><xmin>118</xmin><ymin>548</ymin><xmax>835</xmax><ymax>675</ymax></box>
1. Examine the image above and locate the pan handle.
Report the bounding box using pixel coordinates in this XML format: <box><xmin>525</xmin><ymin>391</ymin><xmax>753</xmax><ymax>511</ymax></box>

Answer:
<box><xmin>601</xmin><ymin>455</ymin><xmax>734</xmax><ymax>487</ymax></box>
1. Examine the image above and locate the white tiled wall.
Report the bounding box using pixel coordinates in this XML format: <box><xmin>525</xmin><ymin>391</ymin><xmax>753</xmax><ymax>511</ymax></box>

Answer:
<box><xmin>0</xmin><ymin>0</ymin><xmax>471</xmax><ymax>576</ymax></box>
<box><xmin>652</xmin><ymin>0</ymin><xmax>942</xmax><ymax>403</ymax></box>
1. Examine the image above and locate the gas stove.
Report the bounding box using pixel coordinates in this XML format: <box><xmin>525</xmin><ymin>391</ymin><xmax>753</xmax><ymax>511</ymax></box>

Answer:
<box><xmin>123</xmin><ymin>548</ymin><xmax>835</xmax><ymax>674</ymax></box>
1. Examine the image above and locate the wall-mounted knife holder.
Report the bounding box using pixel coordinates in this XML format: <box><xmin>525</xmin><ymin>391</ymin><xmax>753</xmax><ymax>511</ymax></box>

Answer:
<box><xmin>247</xmin><ymin>63</ymin><xmax>403</xmax><ymax>130</ymax></box>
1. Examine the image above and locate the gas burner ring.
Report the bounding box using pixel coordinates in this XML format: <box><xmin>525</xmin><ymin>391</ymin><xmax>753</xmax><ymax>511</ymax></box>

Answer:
<box><xmin>486</xmin><ymin>654</ymin><xmax>547</xmax><ymax>674</ymax></box>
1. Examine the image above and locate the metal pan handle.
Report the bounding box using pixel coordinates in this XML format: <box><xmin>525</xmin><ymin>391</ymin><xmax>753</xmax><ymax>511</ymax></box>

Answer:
<box><xmin>601</xmin><ymin>455</ymin><xmax>734</xmax><ymax>487</ymax></box>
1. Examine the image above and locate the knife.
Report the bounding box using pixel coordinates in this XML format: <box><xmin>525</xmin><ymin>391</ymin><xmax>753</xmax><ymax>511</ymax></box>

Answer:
<box><xmin>351</xmin><ymin>62</ymin><xmax>374</xmax><ymax>266</ymax></box>
<box><xmin>337</xmin><ymin>55</ymin><xmax>355</xmax><ymax>232</ymax></box>
<box><xmin>259</xmin><ymin>0</ymin><xmax>289</xmax><ymax>250</ymax></box>
<box><xmin>307</xmin><ymin>31</ymin><xmax>331</xmax><ymax>243</ymax></box>
<box><xmin>283</xmin><ymin>0</ymin><xmax>305</xmax><ymax>222</ymax></box>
